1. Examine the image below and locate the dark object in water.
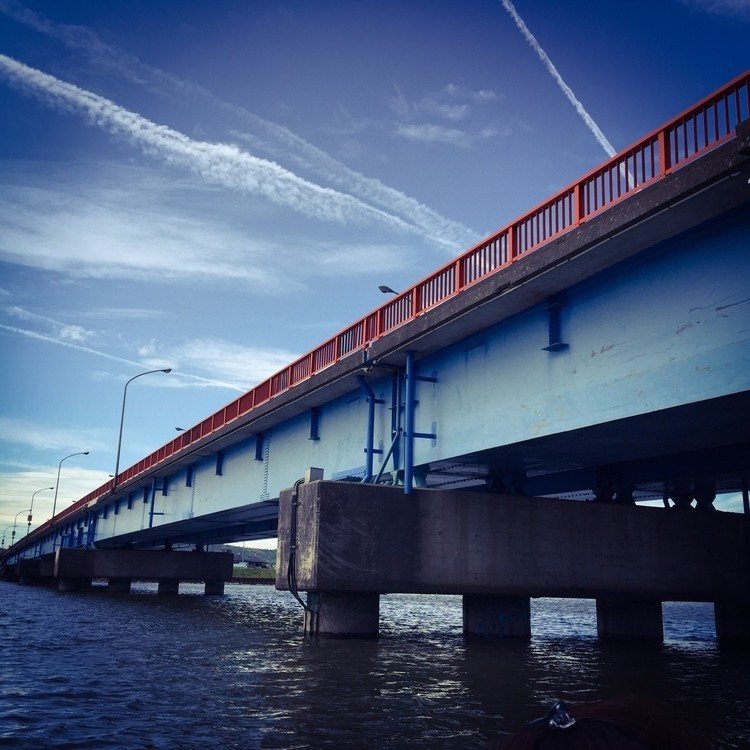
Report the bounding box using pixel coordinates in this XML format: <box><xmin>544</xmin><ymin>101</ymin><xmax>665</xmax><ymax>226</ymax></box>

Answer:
<box><xmin>499</xmin><ymin>698</ymin><xmax>697</xmax><ymax>749</ymax></box>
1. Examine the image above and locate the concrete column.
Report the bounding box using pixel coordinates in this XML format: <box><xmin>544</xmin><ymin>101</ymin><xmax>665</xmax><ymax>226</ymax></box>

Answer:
<box><xmin>58</xmin><ymin>577</ymin><xmax>92</xmax><ymax>592</ymax></box>
<box><xmin>158</xmin><ymin>579</ymin><xmax>179</xmax><ymax>595</ymax></box>
<box><xmin>204</xmin><ymin>580</ymin><xmax>225</xmax><ymax>595</ymax></box>
<box><xmin>107</xmin><ymin>577</ymin><xmax>132</xmax><ymax>593</ymax></box>
<box><xmin>714</xmin><ymin>601</ymin><xmax>750</xmax><ymax>642</ymax></box>
<box><xmin>463</xmin><ymin>594</ymin><xmax>531</xmax><ymax>637</ymax></box>
<box><xmin>596</xmin><ymin>597</ymin><xmax>663</xmax><ymax>640</ymax></box>
<box><xmin>303</xmin><ymin>592</ymin><xmax>379</xmax><ymax>638</ymax></box>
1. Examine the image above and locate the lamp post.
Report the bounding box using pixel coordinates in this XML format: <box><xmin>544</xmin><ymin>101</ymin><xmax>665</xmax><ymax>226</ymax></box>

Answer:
<box><xmin>1</xmin><ymin>525</ymin><xmax>14</xmax><ymax>547</ymax></box>
<box><xmin>28</xmin><ymin>486</ymin><xmax>54</xmax><ymax>536</ymax></box>
<box><xmin>51</xmin><ymin>452</ymin><xmax>90</xmax><ymax>520</ymax></box>
<box><xmin>113</xmin><ymin>368</ymin><xmax>172</xmax><ymax>490</ymax></box>
<box><xmin>378</xmin><ymin>285</ymin><xmax>398</xmax><ymax>295</ymax></box>
<box><xmin>11</xmin><ymin>508</ymin><xmax>30</xmax><ymax>547</ymax></box>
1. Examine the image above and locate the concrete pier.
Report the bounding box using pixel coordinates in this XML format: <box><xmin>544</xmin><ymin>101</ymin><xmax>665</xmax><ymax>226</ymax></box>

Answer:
<box><xmin>303</xmin><ymin>592</ymin><xmax>380</xmax><ymax>638</ymax></box>
<box><xmin>4</xmin><ymin>548</ymin><xmax>233</xmax><ymax>597</ymax></box>
<box><xmin>596</xmin><ymin>598</ymin><xmax>664</xmax><ymax>640</ymax></box>
<box><xmin>158</xmin><ymin>579</ymin><xmax>179</xmax><ymax>596</ymax></box>
<box><xmin>277</xmin><ymin>481</ymin><xmax>750</xmax><ymax>640</ymax></box>
<box><xmin>107</xmin><ymin>577</ymin><xmax>132</xmax><ymax>593</ymax></box>
<box><xmin>463</xmin><ymin>595</ymin><xmax>531</xmax><ymax>638</ymax></box>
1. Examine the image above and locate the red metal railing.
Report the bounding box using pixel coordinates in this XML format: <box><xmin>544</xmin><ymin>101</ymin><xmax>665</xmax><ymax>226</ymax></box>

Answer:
<box><xmin>24</xmin><ymin>71</ymin><xmax>750</xmax><ymax>543</ymax></box>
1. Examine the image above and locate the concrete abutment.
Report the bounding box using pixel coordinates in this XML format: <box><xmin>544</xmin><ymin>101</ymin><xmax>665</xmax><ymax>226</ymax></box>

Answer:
<box><xmin>277</xmin><ymin>481</ymin><xmax>749</xmax><ymax>641</ymax></box>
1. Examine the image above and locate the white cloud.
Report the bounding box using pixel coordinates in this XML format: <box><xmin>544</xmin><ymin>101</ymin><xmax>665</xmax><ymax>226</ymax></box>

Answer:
<box><xmin>0</xmin><ymin>322</ymin><xmax>245</xmax><ymax>391</ymax></box>
<box><xmin>0</xmin><ymin>177</ymin><xmax>279</xmax><ymax>288</ymax></box>
<box><xmin>1</xmin><ymin>162</ymin><xmax>428</xmax><ymax>289</ymax></box>
<box><xmin>0</xmin><ymin>1</ymin><xmax>477</xmax><ymax>250</ymax></box>
<box><xmin>389</xmin><ymin>83</ymin><xmax>502</xmax><ymax>149</ymax></box>
<box><xmin>5</xmin><ymin>305</ymin><xmax>95</xmax><ymax>342</ymax></box>
<box><xmin>82</xmin><ymin>307</ymin><xmax>167</xmax><ymax>320</ymax></box>
<box><xmin>680</xmin><ymin>0</ymin><xmax>750</xmax><ymax>18</ymax></box>
<box><xmin>0</xmin><ymin>54</ymin><xmax>445</xmax><ymax>243</ymax></box>
<box><xmin>0</xmin><ymin>416</ymin><xmax>108</xmax><ymax>453</ymax></box>
<box><xmin>161</xmin><ymin>339</ymin><xmax>300</xmax><ymax>391</ymax></box>
<box><xmin>0</xmin><ymin>463</ymin><xmax>111</xmax><ymax>527</ymax></box>
<box><xmin>395</xmin><ymin>123</ymin><xmax>477</xmax><ymax>148</ymax></box>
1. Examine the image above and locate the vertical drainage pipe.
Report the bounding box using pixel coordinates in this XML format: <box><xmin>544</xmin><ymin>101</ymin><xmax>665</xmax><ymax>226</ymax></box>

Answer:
<box><xmin>357</xmin><ymin>375</ymin><xmax>376</xmax><ymax>483</ymax></box>
<box><xmin>404</xmin><ymin>350</ymin><xmax>416</xmax><ymax>495</ymax></box>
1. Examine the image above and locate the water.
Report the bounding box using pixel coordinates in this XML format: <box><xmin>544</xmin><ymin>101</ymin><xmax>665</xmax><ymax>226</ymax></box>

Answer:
<box><xmin>1</xmin><ymin>581</ymin><xmax>748</xmax><ymax>749</ymax></box>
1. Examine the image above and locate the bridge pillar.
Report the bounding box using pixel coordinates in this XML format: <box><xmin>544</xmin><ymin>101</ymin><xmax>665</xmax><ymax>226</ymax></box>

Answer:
<box><xmin>595</xmin><ymin>597</ymin><xmax>663</xmax><ymax>640</ymax></box>
<box><xmin>51</xmin><ymin>549</ymin><xmax>233</xmax><ymax>596</ymax></box>
<box><xmin>277</xmin><ymin>482</ymin><xmax>749</xmax><ymax>639</ymax></box>
<box><xmin>107</xmin><ymin>577</ymin><xmax>132</xmax><ymax>593</ymax></box>
<box><xmin>204</xmin><ymin>580</ymin><xmax>225</xmax><ymax>595</ymax></box>
<box><xmin>58</xmin><ymin>577</ymin><xmax>92</xmax><ymax>592</ymax></box>
<box><xmin>714</xmin><ymin>601</ymin><xmax>750</xmax><ymax>642</ymax></box>
<box><xmin>463</xmin><ymin>594</ymin><xmax>531</xmax><ymax>637</ymax></box>
<box><xmin>303</xmin><ymin>592</ymin><xmax>380</xmax><ymax>638</ymax></box>
<box><xmin>158</xmin><ymin>579</ymin><xmax>179</xmax><ymax>595</ymax></box>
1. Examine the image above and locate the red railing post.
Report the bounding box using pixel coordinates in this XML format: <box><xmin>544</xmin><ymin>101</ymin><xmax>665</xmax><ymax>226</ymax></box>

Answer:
<box><xmin>507</xmin><ymin>226</ymin><xmax>516</xmax><ymax>262</ymax></box>
<box><xmin>454</xmin><ymin>258</ymin><xmax>463</xmax><ymax>293</ymax></box>
<box><xmin>657</xmin><ymin>129</ymin><xmax>670</xmax><ymax>176</ymax></box>
<box><xmin>573</xmin><ymin>184</ymin><xmax>584</xmax><ymax>225</ymax></box>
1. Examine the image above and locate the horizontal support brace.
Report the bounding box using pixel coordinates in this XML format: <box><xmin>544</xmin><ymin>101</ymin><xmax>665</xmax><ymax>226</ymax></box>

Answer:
<box><xmin>364</xmin><ymin>448</ymin><xmax>384</xmax><ymax>455</ymax></box>
<box><xmin>412</xmin><ymin>432</ymin><xmax>437</xmax><ymax>440</ymax></box>
<box><xmin>414</xmin><ymin>375</ymin><xmax>437</xmax><ymax>383</ymax></box>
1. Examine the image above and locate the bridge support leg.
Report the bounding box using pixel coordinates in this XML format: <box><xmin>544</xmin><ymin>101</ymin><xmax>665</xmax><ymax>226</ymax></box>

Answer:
<box><xmin>714</xmin><ymin>601</ymin><xmax>750</xmax><ymax>642</ymax></box>
<box><xmin>303</xmin><ymin>592</ymin><xmax>379</xmax><ymax>638</ymax></box>
<box><xmin>58</xmin><ymin>577</ymin><xmax>92</xmax><ymax>592</ymax></box>
<box><xmin>107</xmin><ymin>577</ymin><xmax>132</xmax><ymax>593</ymax></box>
<box><xmin>158</xmin><ymin>579</ymin><xmax>179</xmax><ymax>595</ymax></box>
<box><xmin>596</xmin><ymin>597</ymin><xmax>663</xmax><ymax>640</ymax></box>
<box><xmin>204</xmin><ymin>580</ymin><xmax>225</xmax><ymax>595</ymax></box>
<box><xmin>463</xmin><ymin>594</ymin><xmax>531</xmax><ymax>637</ymax></box>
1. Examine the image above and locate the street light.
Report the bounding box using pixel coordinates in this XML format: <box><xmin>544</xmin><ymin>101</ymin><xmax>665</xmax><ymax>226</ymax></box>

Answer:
<box><xmin>28</xmin><ymin>486</ymin><xmax>54</xmax><ymax>536</ymax></box>
<box><xmin>51</xmin><ymin>452</ymin><xmax>90</xmax><ymax>520</ymax></box>
<box><xmin>113</xmin><ymin>368</ymin><xmax>172</xmax><ymax>490</ymax></box>
<box><xmin>11</xmin><ymin>508</ymin><xmax>30</xmax><ymax>547</ymax></box>
<box><xmin>1</xmin><ymin>525</ymin><xmax>14</xmax><ymax>547</ymax></box>
<box><xmin>378</xmin><ymin>285</ymin><xmax>398</xmax><ymax>295</ymax></box>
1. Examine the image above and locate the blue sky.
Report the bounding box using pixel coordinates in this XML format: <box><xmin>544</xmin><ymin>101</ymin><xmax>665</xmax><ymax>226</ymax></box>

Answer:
<box><xmin>1</xmin><ymin>0</ymin><xmax>748</xmax><ymax>536</ymax></box>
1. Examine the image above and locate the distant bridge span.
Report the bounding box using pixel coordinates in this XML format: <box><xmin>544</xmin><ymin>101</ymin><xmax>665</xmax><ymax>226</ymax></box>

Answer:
<box><xmin>3</xmin><ymin>74</ymin><xmax>749</xmax><ymax>636</ymax></box>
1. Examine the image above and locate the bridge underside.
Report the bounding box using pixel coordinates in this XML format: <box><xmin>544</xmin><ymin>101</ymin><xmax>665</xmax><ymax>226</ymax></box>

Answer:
<box><xmin>428</xmin><ymin>390</ymin><xmax>750</xmax><ymax>501</ymax></box>
<box><xmin>94</xmin><ymin>500</ymin><xmax>278</xmax><ymax>550</ymax></box>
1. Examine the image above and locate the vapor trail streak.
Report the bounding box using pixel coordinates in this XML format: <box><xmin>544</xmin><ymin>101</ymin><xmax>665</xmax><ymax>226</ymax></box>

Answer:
<box><xmin>0</xmin><ymin>54</ymin><xmax>449</xmax><ymax>246</ymax></box>
<box><xmin>0</xmin><ymin>323</ymin><xmax>244</xmax><ymax>391</ymax></box>
<box><xmin>0</xmin><ymin>1</ymin><xmax>476</xmax><ymax>249</ymax></box>
<box><xmin>500</xmin><ymin>0</ymin><xmax>616</xmax><ymax>158</ymax></box>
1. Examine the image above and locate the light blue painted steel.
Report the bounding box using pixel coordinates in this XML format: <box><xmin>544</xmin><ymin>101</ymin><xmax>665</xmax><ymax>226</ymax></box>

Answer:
<box><xmin>404</xmin><ymin>351</ymin><xmax>416</xmax><ymax>494</ymax></box>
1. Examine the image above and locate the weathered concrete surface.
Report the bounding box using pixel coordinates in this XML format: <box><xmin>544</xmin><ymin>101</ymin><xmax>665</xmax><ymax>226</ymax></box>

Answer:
<box><xmin>276</xmin><ymin>481</ymin><xmax>749</xmax><ymax>602</ymax></box>
<box><xmin>54</xmin><ymin>549</ymin><xmax>233</xmax><ymax>582</ymax></box>
<box><xmin>596</xmin><ymin>598</ymin><xmax>664</xmax><ymax>640</ymax></box>
<box><xmin>303</xmin><ymin>592</ymin><xmax>380</xmax><ymax>638</ymax></box>
<box><xmin>463</xmin><ymin>595</ymin><xmax>531</xmax><ymax>637</ymax></box>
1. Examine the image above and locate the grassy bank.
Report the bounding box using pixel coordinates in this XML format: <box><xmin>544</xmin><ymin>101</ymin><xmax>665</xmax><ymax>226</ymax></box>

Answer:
<box><xmin>232</xmin><ymin>565</ymin><xmax>275</xmax><ymax>580</ymax></box>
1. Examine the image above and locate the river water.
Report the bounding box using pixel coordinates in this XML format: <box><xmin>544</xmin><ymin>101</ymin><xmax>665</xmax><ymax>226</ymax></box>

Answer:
<box><xmin>1</xmin><ymin>580</ymin><xmax>748</xmax><ymax>749</ymax></box>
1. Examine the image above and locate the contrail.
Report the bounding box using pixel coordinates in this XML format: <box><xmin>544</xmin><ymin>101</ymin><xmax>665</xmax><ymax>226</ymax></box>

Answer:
<box><xmin>0</xmin><ymin>0</ymin><xmax>477</xmax><ymax>250</ymax></box>
<box><xmin>0</xmin><ymin>323</ymin><xmax>244</xmax><ymax>391</ymax></box>
<box><xmin>500</xmin><ymin>0</ymin><xmax>616</xmax><ymax>158</ymax></box>
<box><xmin>0</xmin><ymin>54</ymin><xmax>458</xmax><ymax>248</ymax></box>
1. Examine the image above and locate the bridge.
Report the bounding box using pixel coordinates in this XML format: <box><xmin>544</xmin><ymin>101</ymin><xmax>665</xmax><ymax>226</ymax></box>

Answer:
<box><xmin>3</xmin><ymin>72</ymin><xmax>749</xmax><ymax>641</ymax></box>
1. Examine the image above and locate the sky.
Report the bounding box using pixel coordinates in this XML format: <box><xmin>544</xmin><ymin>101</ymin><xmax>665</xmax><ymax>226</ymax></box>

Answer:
<box><xmin>1</xmin><ymin>0</ymin><xmax>748</xmax><ymax>541</ymax></box>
